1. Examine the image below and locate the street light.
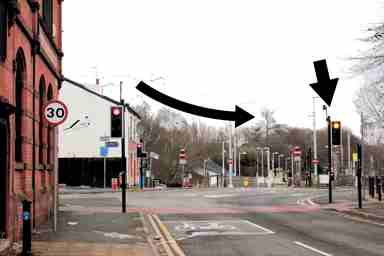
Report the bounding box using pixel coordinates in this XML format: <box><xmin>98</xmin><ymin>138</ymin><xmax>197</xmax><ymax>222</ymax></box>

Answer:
<box><xmin>264</xmin><ymin>147</ymin><xmax>271</xmax><ymax>178</ymax></box>
<box><xmin>278</xmin><ymin>154</ymin><xmax>284</xmax><ymax>171</ymax></box>
<box><xmin>239</xmin><ymin>152</ymin><xmax>247</xmax><ymax>177</ymax></box>
<box><xmin>272</xmin><ymin>152</ymin><xmax>279</xmax><ymax>176</ymax></box>
<box><xmin>256</xmin><ymin>147</ymin><xmax>264</xmax><ymax>178</ymax></box>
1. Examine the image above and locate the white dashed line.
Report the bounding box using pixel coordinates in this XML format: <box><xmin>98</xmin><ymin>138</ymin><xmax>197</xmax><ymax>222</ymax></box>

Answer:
<box><xmin>204</xmin><ymin>194</ymin><xmax>234</xmax><ymax>198</ymax></box>
<box><xmin>294</xmin><ymin>241</ymin><xmax>333</xmax><ymax>256</ymax></box>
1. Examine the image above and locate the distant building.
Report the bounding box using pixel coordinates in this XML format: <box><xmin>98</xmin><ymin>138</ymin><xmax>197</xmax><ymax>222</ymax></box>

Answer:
<box><xmin>58</xmin><ymin>78</ymin><xmax>141</xmax><ymax>188</ymax></box>
<box><xmin>0</xmin><ymin>0</ymin><xmax>63</xmax><ymax>242</ymax></box>
<box><xmin>364</xmin><ymin>122</ymin><xmax>384</xmax><ymax>145</ymax></box>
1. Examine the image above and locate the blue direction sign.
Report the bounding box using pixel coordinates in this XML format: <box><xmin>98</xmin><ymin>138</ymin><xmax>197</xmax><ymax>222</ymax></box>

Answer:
<box><xmin>105</xmin><ymin>141</ymin><xmax>119</xmax><ymax>148</ymax></box>
<box><xmin>100</xmin><ymin>146</ymin><xmax>108</xmax><ymax>157</ymax></box>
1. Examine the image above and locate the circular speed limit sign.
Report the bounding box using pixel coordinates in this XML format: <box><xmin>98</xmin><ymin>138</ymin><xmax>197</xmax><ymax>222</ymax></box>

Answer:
<box><xmin>44</xmin><ymin>100</ymin><xmax>68</xmax><ymax>126</ymax></box>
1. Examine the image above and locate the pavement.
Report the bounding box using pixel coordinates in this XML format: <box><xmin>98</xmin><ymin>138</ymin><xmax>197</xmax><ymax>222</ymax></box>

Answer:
<box><xmin>312</xmin><ymin>188</ymin><xmax>384</xmax><ymax>224</ymax></box>
<box><xmin>30</xmin><ymin>195</ymin><xmax>155</xmax><ymax>256</ymax></box>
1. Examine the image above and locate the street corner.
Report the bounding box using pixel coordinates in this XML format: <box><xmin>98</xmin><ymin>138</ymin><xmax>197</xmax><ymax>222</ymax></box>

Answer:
<box><xmin>334</xmin><ymin>205</ymin><xmax>384</xmax><ymax>226</ymax></box>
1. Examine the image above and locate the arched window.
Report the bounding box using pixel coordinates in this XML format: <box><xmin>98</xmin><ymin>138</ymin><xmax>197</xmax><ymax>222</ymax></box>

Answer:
<box><xmin>15</xmin><ymin>49</ymin><xmax>26</xmax><ymax>162</ymax></box>
<box><xmin>42</xmin><ymin>0</ymin><xmax>53</xmax><ymax>34</ymax></box>
<box><xmin>39</xmin><ymin>77</ymin><xmax>46</xmax><ymax>165</ymax></box>
<box><xmin>47</xmin><ymin>84</ymin><xmax>53</xmax><ymax>165</ymax></box>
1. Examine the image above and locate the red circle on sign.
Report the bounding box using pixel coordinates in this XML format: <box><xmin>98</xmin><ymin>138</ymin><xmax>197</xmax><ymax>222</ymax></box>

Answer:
<box><xmin>43</xmin><ymin>100</ymin><xmax>68</xmax><ymax>126</ymax></box>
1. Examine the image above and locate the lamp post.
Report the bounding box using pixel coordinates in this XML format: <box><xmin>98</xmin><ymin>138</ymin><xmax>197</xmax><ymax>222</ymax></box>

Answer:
<box><xmin>228</xmin><ymin>124</ymin><xmax>234</xmax><ymax>188</ymax></box>
<box><xmin>264</xmin><ymin>147</ymin><xmax>271</xmax><ymax>187</ymax></box>
<box><xmin>278</xmin><ymin>154</ymin><xmax>284</xmax><ymax>172</ymax></box>
<box><xmin>256</xmin><ymin>147</ymin><xmax>264</xmax><ymax>178</ymax></box>
<box><xmin>222</xmin><ymin>141</ymin><xmax>225</xmax><ymax>187</ymax></box>
<box><xmin>239</xmin><ymin>152</ymin><xmax>247</xmax><ymax>177</ymax></box>
<box><xmin>272</xmin><ymin>152</ymin><xmax>279</xmax><ymax>176</ymax></box>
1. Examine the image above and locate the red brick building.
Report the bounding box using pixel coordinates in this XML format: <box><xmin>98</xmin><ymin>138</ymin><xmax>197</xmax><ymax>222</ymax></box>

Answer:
<box><xmin>0</xmin><ymin>0</ymin><xmax>63</xmax><ymax>242</ymax></box>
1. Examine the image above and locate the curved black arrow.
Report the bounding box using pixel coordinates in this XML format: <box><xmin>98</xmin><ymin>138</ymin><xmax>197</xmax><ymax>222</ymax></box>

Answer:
<box><xmin>136</xmin><ymin>81</ymin><xmax>254</xmax><ymax>127</ymax></box>
<box><xmin>310</xmin><ymin>59</ymin><xmax>339</xmax><ymax>106</ymax></box>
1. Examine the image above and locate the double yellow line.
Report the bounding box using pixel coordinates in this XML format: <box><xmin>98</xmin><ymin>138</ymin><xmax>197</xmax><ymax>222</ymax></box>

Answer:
<box><xmin>147</xmin><ymin>214</ymin><xmax>186</xmax><ymax>256</ymax></box>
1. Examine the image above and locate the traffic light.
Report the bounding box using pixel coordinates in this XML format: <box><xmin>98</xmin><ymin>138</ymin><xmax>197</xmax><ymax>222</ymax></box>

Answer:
<box><xmin>331</xmin><ymin>121</ymin><xmax>341</xmax><ymax>145</ymax></box>
<box><xmin>111</xmin><ymin>106</ymin><xmax>122</xmax><ymax>138</ymax></box>
<box><xmin>137</xmin><ymin>139</ymin><xmax>147</xmax><ymax>158</ymax></box>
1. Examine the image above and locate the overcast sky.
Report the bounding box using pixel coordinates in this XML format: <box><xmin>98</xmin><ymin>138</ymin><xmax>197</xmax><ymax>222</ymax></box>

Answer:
<box><xmin>62</xmin><ymin>0</ymin><xmax>383</xmax><ymax>135</ymax></box>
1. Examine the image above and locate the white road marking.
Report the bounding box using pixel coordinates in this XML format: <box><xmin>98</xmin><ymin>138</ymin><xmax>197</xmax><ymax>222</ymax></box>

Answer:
<box><xmin>204</xmin><ymin>194</ymin><xmax>234</xmax><ymax>198</ymax></box>
<box><xmin>242</xmin><ymin>220</ymin><xmax>275</xmax><ymax>234</ymax></box>
<box><xmin>294</xmin><ymin>241</ymin><xmax>333</xmax><ymax>256</ymax></box>
<box><xmin>93</xmin><ymin>231</ymin><xmax>137</xmax><ymax>239</ymax></box>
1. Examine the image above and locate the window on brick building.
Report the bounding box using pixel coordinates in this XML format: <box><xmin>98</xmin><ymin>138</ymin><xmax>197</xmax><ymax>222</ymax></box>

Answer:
<box><xmin>42</xmin><ymin>0</ymin><xmax>53</xmax><ymax>34</ymax></box>
<box><xmin>47</xmin><ymin>84</ymin><xmax>53</xmax><ymax>165</ymax></box>
<box><xmin>39</xmin><ymin>77</ymin><xmax>46</xmax><ymax>165</ymax></box>
<box><xmin>0</xmin><ymin>2</ymin><xmax>7</xmax><ymax>62</ymax></box>
<box><xmin>15</xmin><ymin>49</ymin><xmax>26</xmax><ymax>162</ymax></box>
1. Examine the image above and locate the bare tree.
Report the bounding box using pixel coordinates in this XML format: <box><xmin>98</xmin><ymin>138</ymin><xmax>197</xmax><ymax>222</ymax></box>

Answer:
<box><xmin>351</xmin><ymin>22</ymin><xmax>384</xmax><ymax>125</ymax></box>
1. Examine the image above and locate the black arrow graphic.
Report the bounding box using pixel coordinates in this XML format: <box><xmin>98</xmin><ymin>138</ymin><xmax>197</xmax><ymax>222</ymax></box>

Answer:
<box><xmin>136</xmin><ymin>81</ymin><xmax>254</xmax><ymax>127</ymax></box>
<box><xmin>310</xmin><ymin>59</ymin><xmax>339</xmax><ymax>106</ymax></box>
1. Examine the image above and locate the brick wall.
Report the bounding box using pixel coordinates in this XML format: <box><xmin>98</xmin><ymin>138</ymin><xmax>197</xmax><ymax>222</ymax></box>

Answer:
<box><xmin>0</xmin><ymin>0</ymin><xmax>63</xmax><ymax>242</ymax></box>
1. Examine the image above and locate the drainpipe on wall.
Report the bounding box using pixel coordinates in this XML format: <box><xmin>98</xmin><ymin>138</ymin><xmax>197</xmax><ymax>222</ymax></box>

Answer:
<box><xmin>31</xmin><ymin>2</ymin><xmax>40</xmax><ymax>229</ymax></box>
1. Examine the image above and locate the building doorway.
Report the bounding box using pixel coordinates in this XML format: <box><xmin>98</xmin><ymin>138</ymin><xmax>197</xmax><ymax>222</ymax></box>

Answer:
<box><xmin>0</xmin><ymin>117</ymin><xmax>8</xmax><ymax>238</ymax></box>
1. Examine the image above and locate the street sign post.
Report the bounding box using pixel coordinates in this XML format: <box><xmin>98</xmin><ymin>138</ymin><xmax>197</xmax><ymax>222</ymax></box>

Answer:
<box><xmin>43</xmin><ymin>100</ymin><xmax>68</xmax><ymax>126</ymax></box>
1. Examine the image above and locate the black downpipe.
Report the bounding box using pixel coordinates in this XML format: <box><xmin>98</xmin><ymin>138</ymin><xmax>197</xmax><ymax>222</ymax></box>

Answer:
<box><xmin>31</xmin><ymin>7</ymin><xmax>39</xmax><ymax>229</ymax></box>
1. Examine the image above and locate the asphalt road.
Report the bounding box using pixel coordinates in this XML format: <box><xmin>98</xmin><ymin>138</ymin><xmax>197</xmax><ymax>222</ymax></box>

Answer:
<box><xmin>60</xmin><ymin>187</ymin><xmax>384</xmax><ymax>256</ymax></box>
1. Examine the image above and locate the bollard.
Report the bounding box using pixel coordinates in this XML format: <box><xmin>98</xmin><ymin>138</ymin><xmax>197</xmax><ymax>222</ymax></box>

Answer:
<box><xmin>22</xmin><ymin>200</ymin><xmax>32</xmax><ymax>256</ymax></box>
<box><xmin>377</xmin><ymin>176</ymin><xmax>382</xmax><ymax>201</ymax></box>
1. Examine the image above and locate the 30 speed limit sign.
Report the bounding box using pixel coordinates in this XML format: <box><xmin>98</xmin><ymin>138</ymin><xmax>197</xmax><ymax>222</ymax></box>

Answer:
<box><xmin>44</xmin><ymin>100</ymin><xmax>68</xmax><ymax>126</ymax></box>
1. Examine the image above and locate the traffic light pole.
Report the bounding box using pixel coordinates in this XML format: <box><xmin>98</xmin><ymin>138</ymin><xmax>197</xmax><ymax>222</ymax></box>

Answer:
<box><xmin>327</xmin><ymin>115</ymin><xmax>333</xmax><ymax>204</ymax></box>
<box><xmin>357</xmin><ymin>144</ymin><xmax>363</xmax><ymax>209</ymax></box>
<box><xmin>121</xmin><ymin>100</ymin><xmax>127</xmax><ymax>213</ymax></box>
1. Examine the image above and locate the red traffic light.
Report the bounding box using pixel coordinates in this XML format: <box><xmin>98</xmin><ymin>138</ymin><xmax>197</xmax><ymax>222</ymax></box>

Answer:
<box><xmin>112</xmin><ymin>107</ymin><xmax>121</xmax><ymax>116</ymax></box>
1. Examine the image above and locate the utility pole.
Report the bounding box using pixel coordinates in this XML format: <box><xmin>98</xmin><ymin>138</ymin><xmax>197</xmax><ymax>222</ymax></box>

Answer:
<box><xmin>119</xmin><ymin>81</ymin><xmax>127</xmax><ymax>212</ymax></box>
<box><xmin>357</xmin><ymin>143</ymin><xmax>363</xmax><ymax>208</ymax></box>
<box><xmin>234</xmin><ymin>130</ymin><xmax>237</xmax><ymax>176</ymax></box>
<box><xmin>228</xmin><ymin>124</ymin><xmax>233</xmax><ymax>188</ymax></box>
<box><xmin>121</xmin><ymin>99</ymin><xmax>127</xmax><ymax>213</ymax></box>
<box><xmin>291</xmin><ymin>151</ymin><xmax>294</xmax><ymax>187</ymax></box>
<box><xmin>340</xmin><ymin>124</ymin><xmax>344</xmax><ymax>174</ymax></box>
<box><xmin>222</xmin><ymin>141</ymin><xmax>225</xmax><ymax>187</ymax></box>
<box><xmin>266</xmin><ymin>148</ymin><xmax>271</xmax><ymax>187</ymax></box>
<box><xmin>261</xmin><ymin>150</ymin><xmax>264</xmax><ymax>178</ymax></box>
<box><xmin>327</xmin><ymin>115</ymin><xmax>333</xmax><ymax>204</ymax></box>
<box><xmin>256</xmin><ymin>151</ymin><xmax>259</xmax><ymax>177</ymax></box>
<box><xmin>361</xmin><ymin>112</ymin><xmax>366</xmax><ymax>200</ymax></box>
<box><xmin>312</xmin><ymin>97</ymin><xmax>319</xmax><ymax>184</ymax></box>
<box><xmin>239</xmin><ymin>151</ymin><xmax>241</xmax><ymax>177</ymax></box>
<box><xmin>348</xmin><ymin>131</ymin><xmax>351</xmax><ymax>171</ymax></box>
